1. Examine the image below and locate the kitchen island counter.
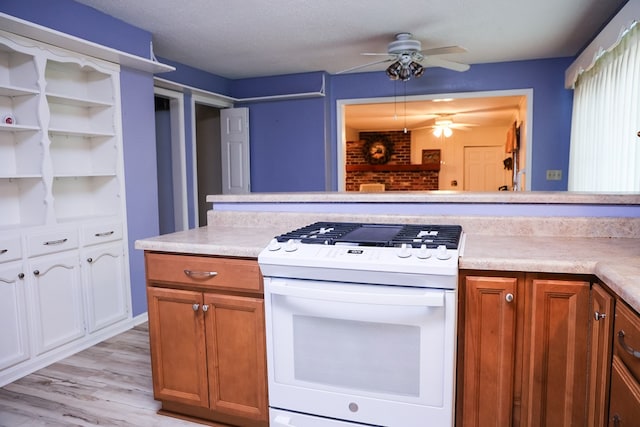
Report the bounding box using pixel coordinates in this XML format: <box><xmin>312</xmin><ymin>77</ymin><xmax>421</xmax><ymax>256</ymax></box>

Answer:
<box><xmin>136</xmin><ymin>224</ymin><xmax>640</xmax><ymax>312</ymax></box>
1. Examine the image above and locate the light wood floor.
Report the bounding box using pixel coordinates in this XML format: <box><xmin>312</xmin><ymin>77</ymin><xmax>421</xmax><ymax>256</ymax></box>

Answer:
<box><xmin>0</xmin><ymin>323</ymin><xmax>204</xmax><ymax>427</ymax></box>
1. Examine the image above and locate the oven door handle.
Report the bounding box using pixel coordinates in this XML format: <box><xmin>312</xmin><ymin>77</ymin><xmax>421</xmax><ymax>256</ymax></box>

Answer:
<box><xmin>267</xmin><ymin>281</ymin><xmax>444</xmax><ymax>307</ymax></box>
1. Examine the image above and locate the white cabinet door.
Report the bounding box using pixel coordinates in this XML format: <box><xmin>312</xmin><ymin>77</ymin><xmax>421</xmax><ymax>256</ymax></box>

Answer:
<box><xmin>28</xmin><ymin>252</ymin><xmax>84</xmax><ymax>355</ymax></box>
<box><xmin>82</xmin><ymin>242</ymin><xmax>129</xmax><ymax>332</ymax></box>
<box><xmin>0</xmin><ymin>262</ymin><xmax>29</xmax><ymax>370</ymax></box>
<box><xmin>220</xmin><ymin>107</ymin><xmax>250</xmax><ymax>194</ymax></box>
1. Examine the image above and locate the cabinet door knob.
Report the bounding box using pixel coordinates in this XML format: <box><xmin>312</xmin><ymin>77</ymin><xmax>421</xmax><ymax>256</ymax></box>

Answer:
<box><xmin>192</xmin><ymin>303</ymin><xmax>200</xmax><ymax>311</ymax></box>
<box><xmin>594</xmin><ymin>311</ymin><xmax>607</xmax><ymax>321</ymax></box>
<box><xmin>87</xmin><ymin>257</ymin><xmax>93</xmax><ymax>263</ymax></box>
<box><xmin>202</xmin><ymin>304</ymin><xmax>209</xmax><ymax>312</ymax></box>
<box><xmin>18</xmin><ymin>272</ymin><xmax>25</xmax><ymax>280</ymax></box>
<box><xmin>505</xmin><ymin>293</ymin><xmax>514</xmax><ymax>303</ymax></box>
<box><xmin>33</xmin><ymin>270</ymin><xmax>40</xmax><ymax>276</ymax></box>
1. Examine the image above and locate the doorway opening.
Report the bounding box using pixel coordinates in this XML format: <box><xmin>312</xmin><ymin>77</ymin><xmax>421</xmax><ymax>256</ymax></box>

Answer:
<box><xmin>338</xmin><ymin>89</ymin><xmax>532</xmax><ymax>192</ymax></box>
<box><xmin>154</xmin><ymin>87</ymin><xmax>187</xmax><ymax>235</ymax></box>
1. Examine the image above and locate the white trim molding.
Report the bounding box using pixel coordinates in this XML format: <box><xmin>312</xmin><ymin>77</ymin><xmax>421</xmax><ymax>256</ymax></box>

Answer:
<box><xmin>565</xmin><ymin>2</ymin><xmax>640</xmax><ymax>88</ymax></box>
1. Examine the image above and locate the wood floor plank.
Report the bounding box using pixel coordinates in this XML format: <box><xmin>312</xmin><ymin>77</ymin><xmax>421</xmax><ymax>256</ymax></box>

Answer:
<box><xmin>0</xmin><ymin>324</ymin><xmax>200</xmax><ymax>427</ymax></box>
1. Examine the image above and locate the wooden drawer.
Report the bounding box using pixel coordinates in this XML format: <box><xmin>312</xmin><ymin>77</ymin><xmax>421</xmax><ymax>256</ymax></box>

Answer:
<box><xmin>609</xmin><ymin>355</ymin><xmax>640</xmax><ymax>426</ymax></box>
<box><xmin>145</xmin><ymin>252</ymin><xmax>262</xmax><ymax>293</ymax></box>
<box><xmin>614</xmin><ymin>301</ymin><xmax>640</xmax><ymax>382</ymax></box>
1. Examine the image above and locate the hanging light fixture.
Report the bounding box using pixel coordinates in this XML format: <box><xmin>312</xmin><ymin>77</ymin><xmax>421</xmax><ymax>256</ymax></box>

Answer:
<box><xmin>385</xmin><ymin>53</ymin><xmax>424</xmax><ymax>81</ymax></box>
<box><xmin>433</xmin><ymin>119</ymin><xmax>453</xmax><ymax>138</ymax></box>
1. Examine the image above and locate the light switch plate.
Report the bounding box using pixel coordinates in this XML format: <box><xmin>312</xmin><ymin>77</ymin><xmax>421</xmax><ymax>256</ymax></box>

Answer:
<box><xmin>546</xmin><ymin>170</ymin><xmax>562</xmax><ymax>180</ymax></box>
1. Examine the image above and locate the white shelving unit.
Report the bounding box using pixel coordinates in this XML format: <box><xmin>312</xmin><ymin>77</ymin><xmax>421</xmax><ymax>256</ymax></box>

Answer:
<box><xmin>0</xmin><ymin>30</ymin><xmax>133</xmax><ymax>387</ymax></box>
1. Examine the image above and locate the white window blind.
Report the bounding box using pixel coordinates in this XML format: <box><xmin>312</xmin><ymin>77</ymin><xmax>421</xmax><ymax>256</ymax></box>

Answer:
<box><xmin>568</xmin><ymin>23</ymin><xmax>640</xmax><ymax>191</ymax></box>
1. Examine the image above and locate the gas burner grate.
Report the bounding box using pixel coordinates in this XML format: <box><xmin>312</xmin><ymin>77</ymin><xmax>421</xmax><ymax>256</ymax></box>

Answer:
<box><xmin>393</xmin><ymin>225</ymin><xmax>463</xmax><ymax>249</ymax></box>
<box><xmin>274</xmin><ymin>222</ymin><xmax>361</xmax><ymax>245</ymax></box>
<box><xmin>273</xmin><ymin>222</ymin><xmax>463</xmax><ymax>249</ymax></box>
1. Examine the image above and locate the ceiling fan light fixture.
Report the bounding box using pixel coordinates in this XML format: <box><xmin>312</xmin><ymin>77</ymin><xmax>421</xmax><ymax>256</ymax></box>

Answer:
<box><xmin>399</xmin><ymin>66</ymin><xmax>411</xmax><ymax>81</ymax></box>
<box><xmin>443</xmin><ymin>127</ymin><xmax>453</xmax><ymax>137</ymax></box>
<box><xmin>433</xmin><ymin>127</ymin><xmax>443</xmax><ymax>137</ymax></box>
<box><xmin>409</xmin><ymin>61</ymin><xmax>424</xmax><ymax>77</ymax></box>
<box><xmin>386</xmin><ymin>61</ymin><xmax>402</xmax><ymax>80</ymax></box>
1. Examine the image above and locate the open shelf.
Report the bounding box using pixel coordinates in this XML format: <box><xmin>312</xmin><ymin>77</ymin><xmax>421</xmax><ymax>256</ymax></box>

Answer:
<box><xmin>45</xmin><ymin>60</ymin><xmax>114</xmax><ymax>105</ymax></box>
<box><xmin>0</xmin><ymin>129</ymin><xmax>42</xmax><ymax>177</ymax></box>
<box><xmin>0</xmin><ymin>44</ymin><xmax>38</xmax><ymax>91</ymax></box>
<box><xmin>0</xmin><ymin>177</ymin><xmax>46</xmax><ymax>227</ymax></box>
<box><xmin>52</xmin><ymin>176</ymin><xmax>121</xmax><ymax>222</ymax></box>
<box><xmin>49</xmin><ymin>134</ymin><xmax>117</xmax><ymax>176</ymax></box>
<box><xmin>0</xmin><ymin>90</ymin><xmax>40</xmax><ymax>128</ymax></box>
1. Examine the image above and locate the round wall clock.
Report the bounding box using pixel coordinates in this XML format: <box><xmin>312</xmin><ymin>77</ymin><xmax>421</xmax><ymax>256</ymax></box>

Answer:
<box><xmin>363</xmin><ymin>136</ymin><xmax>393</xmax><ymax>165</ymax></box>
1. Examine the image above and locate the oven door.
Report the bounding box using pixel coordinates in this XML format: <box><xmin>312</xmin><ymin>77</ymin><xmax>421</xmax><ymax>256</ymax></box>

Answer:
<box><xmin>264</xmin><ymin>277</ymin><xmax>456</xmax><ymax>427</ymax></box>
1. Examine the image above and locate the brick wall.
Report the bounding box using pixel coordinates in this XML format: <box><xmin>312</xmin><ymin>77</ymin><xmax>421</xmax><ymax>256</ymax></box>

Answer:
<box><xmin>346</xmin><ymin>131</ymin><xmax>439</xmax><ymax>191</ymax></box>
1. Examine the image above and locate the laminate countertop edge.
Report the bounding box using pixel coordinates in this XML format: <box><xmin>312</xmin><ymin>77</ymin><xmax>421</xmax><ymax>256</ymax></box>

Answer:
<box><xmin>135</xmin><ymin>227</ymin><xmax>640</xmax><ymax>313</ymax></box>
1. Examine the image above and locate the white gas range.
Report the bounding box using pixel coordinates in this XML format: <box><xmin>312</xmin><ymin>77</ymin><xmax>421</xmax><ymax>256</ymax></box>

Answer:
<box><xmin>258</xmin><ymin>222</ymin><xmax>463</xmax><ymax>427</ymax></box>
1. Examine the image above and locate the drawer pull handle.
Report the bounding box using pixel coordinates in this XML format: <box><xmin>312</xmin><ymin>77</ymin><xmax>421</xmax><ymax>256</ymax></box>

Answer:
<box><xmin>184</xmin><ymin>269</ymin><xmax>218</xmax><ymax>279</ymax></box>
<box><xmin>594</xmin><ymin>311</ymin><xmax>607</xmax><ymax>321</ymax></box>
<box><xmin>94</xmin><ymin>231</ymin><xmax>114</xmax><ymax>237</ymax></box>
<box><xmin>192</xmin><ymin>304</ymin><xmax>200</xmax><ymax>311</ymax></box>
<box><xmin>43</xmin><ymin>238</ymin><xmax>67</xmax><ymax>246</ymax></box>
<box><xmin>202</xmin><ymin>304</ymin><xmax>209</xmax><ymax>312</ymax></box>
<box><xmin>0</xmin><ymin>249</ymin><xmax>7</xmax><ymax>255</ymax></box>
<box><xmin>618</xmin><ymin>330</ymin><xmax>640</xmax><ymax>358</ymax></box>
<box><xmin>505</xmin><ymin>293</ymin><xmax>514</xmax><ymax>303</ymax></box>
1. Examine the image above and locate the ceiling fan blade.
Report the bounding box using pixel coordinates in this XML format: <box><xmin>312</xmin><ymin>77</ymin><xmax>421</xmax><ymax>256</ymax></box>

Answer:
<box><xmin>361</xmin><ymin>52</ymin><xmax>395</xmax><ymax>56</ymax></box>
<box><xmin>420</xmin><ymin>46</ymin><xmax>467</xmax><ymax>56</ymax></box>
<box><xmin>422</xmin><ymin>56</ymin><xmax>470</xmax><ymax>72</ymax></box>
<box><xmin>336</xmin><ymin>57</ymin><xmax>395</xmax><ymax>74</ymax></box>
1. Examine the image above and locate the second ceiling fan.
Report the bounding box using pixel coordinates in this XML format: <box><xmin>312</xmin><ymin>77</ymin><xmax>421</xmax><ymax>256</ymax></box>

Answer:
<box><xmin>339</xmin><ymin>33</ymin><xmax>470</xmax><ymax>80</ymax></box>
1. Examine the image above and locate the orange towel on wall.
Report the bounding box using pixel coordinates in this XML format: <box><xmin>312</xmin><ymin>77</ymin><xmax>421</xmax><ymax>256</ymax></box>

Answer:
<box><xmin>505</xmin><ymin>123</ymin><xmax>515</xmax><ymax>153</ymax></box>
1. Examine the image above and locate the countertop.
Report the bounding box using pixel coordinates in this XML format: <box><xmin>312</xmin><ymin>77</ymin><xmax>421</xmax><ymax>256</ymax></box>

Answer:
<box><xmin>135</xmin><ymin>225</ymin><xmax>640</xmax><ymax>313</ymax></box>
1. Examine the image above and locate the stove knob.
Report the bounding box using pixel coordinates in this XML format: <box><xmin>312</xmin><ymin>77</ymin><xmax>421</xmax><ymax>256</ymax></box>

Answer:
<box><xmin>436</xmin><ymin>245</ymin><xmax>451</xmax><ymax>260</ymax></box>
<box><xmin>416</xmin><ymin>244</ymin><xmax>431</xmax><ymax>259</ymax></box>
<box><xmin>397</xmin><ymin>243</ymin><xmax>411</xmax><ymax>258</ymax></box>
<box><xmin>284</xmin><ymin>239</ymin><xmax>298</xmax><ymax>252</ymax></box>
<box><xmin>267</xmin><ymin>238</ymin><xmax>281</xmax><ymax>251</ymax></box>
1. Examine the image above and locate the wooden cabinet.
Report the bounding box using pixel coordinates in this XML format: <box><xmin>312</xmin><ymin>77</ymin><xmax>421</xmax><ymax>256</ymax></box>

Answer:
<box><xmin>609</xmin><ymin>300</ymin><xmax>640</xmax><ymax>425</ymax></box>
<box><xmin>458</xmin><ymin>271</ymin><xmax>613</xmax><ymax>427</ymax></box>
<box><xmin>458</xmin><ymin>273</ymin><xmax>521</xmax><ymax>427</ymax></box>
<box><xmin>145</xmin><ymin>252</ymin><xmax>268</xmax><ymax>427</ymax></box>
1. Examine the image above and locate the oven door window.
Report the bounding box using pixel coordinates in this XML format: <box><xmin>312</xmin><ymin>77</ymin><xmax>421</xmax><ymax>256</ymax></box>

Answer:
<box><xmin>268</xmin><ymin>279</ymin><xmax>453</xmax><ymax>406</ymax></box>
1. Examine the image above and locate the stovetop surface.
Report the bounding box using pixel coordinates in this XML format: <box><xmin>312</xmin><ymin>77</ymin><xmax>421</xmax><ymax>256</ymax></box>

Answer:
<box><xmin>274</xmin><ymin>221</ymin><xmax>463</xmax><ymax>249</ymax></box>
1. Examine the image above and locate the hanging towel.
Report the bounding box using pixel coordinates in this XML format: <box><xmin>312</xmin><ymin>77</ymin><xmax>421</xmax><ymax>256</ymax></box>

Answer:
<box><xmin>505</xmin><ymin>123</ymin><xmax>515</xmax><ymax>153</ymax></box>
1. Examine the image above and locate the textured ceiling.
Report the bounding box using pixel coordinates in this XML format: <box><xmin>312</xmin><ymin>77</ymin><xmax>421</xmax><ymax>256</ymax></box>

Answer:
<box><xmin>72</xmin><ymin>0</ymin><xmax>624</xmax><ymax>130</ymax></box>
<box><xmin>74</xmin><ymin>0</ymin><xmax>625</xmax><ymax>79</ymax></box>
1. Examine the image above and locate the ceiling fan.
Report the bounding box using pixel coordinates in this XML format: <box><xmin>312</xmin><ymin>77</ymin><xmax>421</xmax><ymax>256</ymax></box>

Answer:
<box><xmin>338</xmin><ymin>33</ymin><xmax>470</xmax><ymax>80</ymax></box>
<box><xmin>415</xmin><ymin>114</ymin><xmax>478</xmax><ymax>137</ymax></box>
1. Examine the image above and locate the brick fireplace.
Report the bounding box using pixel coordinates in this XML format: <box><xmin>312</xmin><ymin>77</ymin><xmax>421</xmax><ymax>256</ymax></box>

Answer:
<box><xmin>345</xmin><ymin>131</ymin><xmax>439</xmax><ymax>191</ymax></box>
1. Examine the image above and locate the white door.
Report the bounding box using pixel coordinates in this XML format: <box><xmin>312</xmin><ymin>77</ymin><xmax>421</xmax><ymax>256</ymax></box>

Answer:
<box><xmin>220</xmin><ymin>108</ymin><xmax>250</xmax><ymax>194</ymax></box>
<box><xmin>463</xmin><ymin>146</ymin><xmax>509</xmax><ymax>191</ymax></box>
<box><xmin>29</xmin><ymin>252</ymin><xmax>84</xmax><ymax>355</ymax></box>
<box><xmin>82</xmin><ymin>242</ymin><xmax>129</xmax><ymax>332</ymax></box>
<box><xmin>0</xmin><ymin>262</ymin><xmax>30</xmax><ymax>370</ymax></box>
